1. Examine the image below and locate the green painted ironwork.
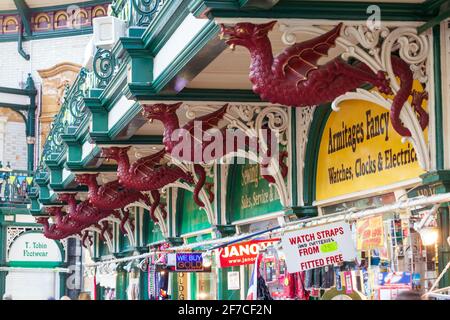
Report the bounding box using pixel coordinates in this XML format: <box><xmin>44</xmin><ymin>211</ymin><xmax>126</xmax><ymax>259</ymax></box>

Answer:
<box><xmin>41</xmin><ymin>68</ymin><xmax>92</xmax><ymax>164</ymax></box>
<box><xmin>93</xmin><ymin>49</ymin><xmax>116</xmax><ymax>89</ymax></box>
<box><xmin>131</xmin><ymin>0</ymin><xmax>165</xmax><ymax>27</ymax></box>
<box><xmin>111</xmin><ymin>0</ymin><xmax>166</xmax><ymax>27</ymax></box>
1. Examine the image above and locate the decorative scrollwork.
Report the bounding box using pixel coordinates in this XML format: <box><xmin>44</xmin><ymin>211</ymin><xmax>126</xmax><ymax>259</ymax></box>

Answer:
<box><xmin>182</xmin><ymin>104</ymin><xmax>290</xmax><ymax>207</ymax></box>
<box><xmin>131</xmin><ymin>0</ymin><xmax>165</xmax><ymax>27</ymax></box>
<box><xmin>93</xmin><ymin>49</ymin><xmax>115</xmax><ymax>89</ymax></box>
<box><xmin>67</xmin><ymin>68</ymin><xmax>88</xmax><ymax>126</ymax></box>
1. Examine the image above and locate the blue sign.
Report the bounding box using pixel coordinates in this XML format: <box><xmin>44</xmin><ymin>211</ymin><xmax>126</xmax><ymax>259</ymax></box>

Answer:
<box><xmin>175</xmin><ymin>253</ymin><xmax>203</xmax><ymax>271</ymax></box>
<box><xmin>378</xmin><ymin>272</ymin><xmax>411</xmax><ymax>286</ymax></box>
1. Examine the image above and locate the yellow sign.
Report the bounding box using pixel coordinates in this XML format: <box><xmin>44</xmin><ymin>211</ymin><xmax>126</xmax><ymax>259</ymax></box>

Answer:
<box><xmin>356</xmin><ymin>216</ymin><xmax>384</xmax><ymax>250</ymax></box>
<box><xmin>177</xmin><ymin>272</ymin><xmax>187</xmax><ymax>300</ymax></box>
<box><xmin>316</xmin><ymin>86</ymin><xmax>426</xmax><ymax>201</ymax></box>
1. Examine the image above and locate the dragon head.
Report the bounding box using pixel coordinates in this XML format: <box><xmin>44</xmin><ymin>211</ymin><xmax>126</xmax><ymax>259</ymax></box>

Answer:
<box><xmin>75</xmin><ymin>174</ymin><xmax>99</xmax><ymax>186</ymax></box>
<box><xmin>102</xmin><ymin>146</ymin><xmax>131</xmax><ymax>161</ymax></box>
<box><xmin>220</xmin><ymin>21</ymin><xmax>277</xmax><ymax>50</ymax></box>
<box><xmin>142</xmin><ymin>102</ymin><xmax>182</xmax><ymax>123</ymax></box>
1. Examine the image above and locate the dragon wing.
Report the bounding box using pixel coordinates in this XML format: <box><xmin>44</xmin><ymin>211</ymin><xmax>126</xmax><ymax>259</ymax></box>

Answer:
<box><xmin>130</xmin><ymin>149</ymin><xmax>166</xmax><ymax>176</ymax></box>
<box><xmin>182</xmin><ymin>104</ymin><xmax>228</xmax><ymax>136</ymax></box>
<box><xmin>98</xmin><ymin>180</ymin><xmax>122</xmax><ymax>198</ymax></box>
<box><xmin>273</xmin><ymin>23</ymin><xmax>343</xmax><ymax>86</ymax></box>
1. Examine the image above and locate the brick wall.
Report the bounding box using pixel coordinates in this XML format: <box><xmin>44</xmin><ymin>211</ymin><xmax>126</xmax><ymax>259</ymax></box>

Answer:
<box><xmin>3</xmin><ymin>121</ymin><xmax>27</xmax><ymax>170</ymax></box>
<box><xmin>0</xmin><ymin>34</ymin><xmax>91</xmax><ymax>170</ymax></box>
<box><xmin>0</xmin><ymin>34</ymin><xmax>91</xmax><ymax>88</ymax></box>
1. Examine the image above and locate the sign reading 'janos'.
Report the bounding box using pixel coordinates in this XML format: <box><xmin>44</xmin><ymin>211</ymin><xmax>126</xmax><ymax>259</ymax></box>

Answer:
<box><xmin>316</xmin><ymin>85</ymin><xmax>426</xmax><ymax>201</ymax></box>
<box><xmin>217</xmin><ymin>239</ymin><xmax>280</xmax><ymax>268</ymax></box>
<box><xmin>281</xmin><ymin>222</ymin><xmax>356</xmax><ymax>273</ymax></box>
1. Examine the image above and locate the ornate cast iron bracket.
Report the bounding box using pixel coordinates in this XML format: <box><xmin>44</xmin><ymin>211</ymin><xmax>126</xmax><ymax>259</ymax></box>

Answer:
<box><xmin>181</xmin><ymin>103</ymin><xmax>290</xmax><ymax>208</ymax></box>
<box><xmin>280</xmin><ymin>23</ymin><xmax>431</xmax><ymax>171</ymax></box>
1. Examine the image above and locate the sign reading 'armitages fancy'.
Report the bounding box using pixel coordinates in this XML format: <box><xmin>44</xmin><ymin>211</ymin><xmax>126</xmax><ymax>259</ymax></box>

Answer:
<box><xmin>281</xmin><ymin>222</ymin><xmax>357</xmax><ymax>273</ymax></box>
<box><xmin>315</xmin><ymin>83</ymin><xmax>426</xmax><ymax>201</ymax></box>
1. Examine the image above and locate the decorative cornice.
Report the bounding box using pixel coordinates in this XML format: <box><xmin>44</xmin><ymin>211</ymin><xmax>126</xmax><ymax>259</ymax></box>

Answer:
<box><xmin>37</xmin><ymin>62</ymin><xmax>81</xmax><ymax>79</ymax></box>
<box><xmin>0</xmin><ymin>2</ymin><xmax>110</xmax><ymax>40</ymax></box>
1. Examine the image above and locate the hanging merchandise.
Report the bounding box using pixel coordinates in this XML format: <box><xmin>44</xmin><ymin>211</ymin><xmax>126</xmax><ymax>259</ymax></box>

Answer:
<box><xmin>148</xmin><ymin>262</ymin><xmax>156</xmax><ymax>300</ymax></box>
<box><xmin>321</xmin><ymin>265</ymin><xmax>335</xmax><ymax>289</ymax></box>
<box><xmin>344</xmin><ymin>271</ymin><xmax>353</xmax><ymax>294</ymax></box>
<box><xmin>257</xmin><ymin>275</ymin><xmax>273</xmax><ymax>300</ymax></box>
<box><xmin>296</xmin><ymin>272</ymin><xmax>310</xmax><ymax>300</ymax></box>
<box><xmin>127</xmin><ymin>267</ymin><xmax>140</xmax><ymax>300</ymax></box>
<box><xmin>282</xmin><ymin>271</ymin><xmax>296</xmax><ymax>299</ymax></box>
<box><xmin>335</xmin><ymin>267</ymin><xmax>342</xmax><ymax>291</ymax></box>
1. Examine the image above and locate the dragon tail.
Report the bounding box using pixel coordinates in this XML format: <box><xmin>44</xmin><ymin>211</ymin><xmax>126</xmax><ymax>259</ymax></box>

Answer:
<box><xmin>389</xmin><ymin>55</ymin><xmax>414</xmax><ymax>137</ymax></box>
<box><xmin>193</xmin><ymin>164</ymin><xmax>206</xmax><ymax>207</ymax></box>
<box><xmin>149</xmin><ymin>190</ymin><xmax>161</xmax><ymax>223</ymax></box>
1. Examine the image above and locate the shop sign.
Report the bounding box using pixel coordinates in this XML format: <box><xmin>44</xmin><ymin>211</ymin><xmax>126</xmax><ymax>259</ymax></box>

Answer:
<box><xmin>217</xmin><ymin>238</ymin><xmax>280</xmax><ymax>268</ymax></box>
<box><xmin>281</xmin><ymin>222</ymin><xmax>357</xmax><ymax>273</ymax></box>
<box><xmin>378</xmin><ymin>272</ymin><xmax>412</xmax><ymax>286</ymax></box>
<box><xmin>315</xmin><ymin>84</ymin><xmax>426</xmax><ymax>201</ymax></box>
<box><xmin>175</xmin><ymin>253</ymin><xmax>203</xmax><ymax>272</ymax></box>
<box><xmin>227</xmin><ymin>271</ymin><xmax>240</xmax><ymax>290</ymax></box>
<box><xmin>177</xmin><ymin>273</ymin><xmax>187</xmax><ymax>300</ymax></box>
<box><xmin>356</xmin><ymin>216</ymin><xmax>384</xmax><ymax>250</ymax></box>
<box><xmin>8</xmin><ymin>232</ymin><xmax>63</xmax><ymax>267</ymax></box>
<box><xmin>229</xmin><ymin>163</ymin><xmax>283</xmax><ymax>222</ymax></box>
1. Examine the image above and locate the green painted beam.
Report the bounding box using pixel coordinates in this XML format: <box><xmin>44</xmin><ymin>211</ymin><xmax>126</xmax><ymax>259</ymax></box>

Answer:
<box><xmin>190</xmin><ymin>0</ymin><xmax>433</xmax><ymax>21</ymax></box>
<box><xmin>0</xmin><ymin>102</ymin><xmax>29</xmax><ymax>111</ymax></box>
<box><xmin>418</xmin><ymin>3</ymin><xmax>450</xmax><ymax>34</ymax></box>
<box><xmin>127</xmin><ymin>87</ymin><xmax>262</xmax><ymax>102</ymax></box>
<box><xmin>13</xmin><ymin>0</ymin><xmax>32</xmax><ymax>36</ymax></box>
<box><xmin>93</xmin><ymin>135</ymin><xmax>164</xmax><ymax>146</ymax></box>
<box><xmin>0</xmin><ymin>86</ymin><xmax>35</xmax><ymax>96</ymax></box>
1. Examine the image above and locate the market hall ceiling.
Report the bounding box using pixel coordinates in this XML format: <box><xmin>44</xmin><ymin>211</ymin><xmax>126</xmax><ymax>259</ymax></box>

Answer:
<box><xmin>0</xmin><ymin>0</ymin><xmax>96</xmax><ymax>11</ymax></box>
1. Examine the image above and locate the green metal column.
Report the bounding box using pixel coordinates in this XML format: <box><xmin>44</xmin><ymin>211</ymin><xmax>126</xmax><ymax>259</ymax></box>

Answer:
<box><xmin>437</xmin><ymin>206</ymin><xmax>450</xmax><ymax>288</ymax></box>
<box><xmin>0</xmin><ymin>222</ymin><xmax>6</xmax><ymax>297</ymax></box>
<box><xmin>115</xmin><ymin>263</ymin><xmax>128</xmax><ymax>300</ymax></box>
<box><xmin>25</xmin><ymin>74</ymin><xmax>36</xmax><ymax>172</ymax></box>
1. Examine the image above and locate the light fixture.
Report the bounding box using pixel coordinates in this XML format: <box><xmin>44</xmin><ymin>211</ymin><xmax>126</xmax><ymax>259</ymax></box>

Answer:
<box><xmin>138</xmin><ymin>258</ymin><xmax>148</xmax><ymax>272</ymax></box>
<box><xmin>197</xmin><ymin>292</ymin><xmax>207</xmax><ymax>299</ymax></box>
<box><xmin>420</xmin><ymin>227</ymin><xmax>439</xmax><ymax>246</ymax></box>
<box><xmin>202</xmin><ymin>252</ymin><xmax>212</xmax><ymax>268</ymax></box>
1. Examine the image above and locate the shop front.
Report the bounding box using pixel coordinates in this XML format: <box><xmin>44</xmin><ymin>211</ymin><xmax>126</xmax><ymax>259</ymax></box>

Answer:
<box><xmin>1</xmin><ymin>230</ymin><xmax>67</xmax><ymax>300</ymax></box>
<box><xmin>300</xmin><ymin>93</ymin><xmax>438</xmax><ymax>300</ymax></box>
<box><xmin>216</xmin><ymin>161</ymin><xmax>286</xmax><ymax>300</ymax></box>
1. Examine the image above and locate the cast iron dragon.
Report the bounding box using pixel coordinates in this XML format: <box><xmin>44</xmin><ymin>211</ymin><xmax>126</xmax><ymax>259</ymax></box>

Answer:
<box><xmin>142</xmin><ymin>102</ymin><xmax>288</xmax><ymax>207</ymax></box>
<box><xmin>101</xmin><ymin>146</ymin><xmax>192</xmax><ymax>222</ymax></box>
<box><xmin>219</xmin><ymin>21</ymin><xmax>429</xmax><ymax>137</ymax></box>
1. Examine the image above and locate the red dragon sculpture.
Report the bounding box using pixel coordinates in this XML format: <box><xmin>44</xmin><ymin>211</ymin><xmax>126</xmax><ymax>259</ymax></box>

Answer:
<box><xmin>45</xmin><ymin>206</ymin><xmax>87</xmax><ymax>235</ymax></box>
<box><xmin>101</xmin><ymin>146</ymin><xmax>193</xmax><ymax>222</ymax></box>
<box><xmin>36</xmin><ymin>216</ymin><xmax>74</xmax><ymax>240</ymax></box>
<box><xmin>45</xmin><ymin>206</ymin><xmax>112</xmax><ymax>244</ymax></box>
<box><xmin>36</xmin><ymin>216</ymin><xmax>93</xmax><ymax>248</ymax></box>
<box><xmin>142</xmin><ymin>102</ymin><xmax>288</xmax><ymax>205</ymax></box>
<box><xmin>75</xmin><ymin>174</ymin><xmax>151</xmax><ymax>212</ymax></box>
<box><xmin>219</xmin><ymin>21</ymin><xmax>429</xmax><ymax>137</ymax></box>
<box><xmin>58</xmin><ymin>193</ymin><xmax>128</xmax><ymax>239</ymax></box>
